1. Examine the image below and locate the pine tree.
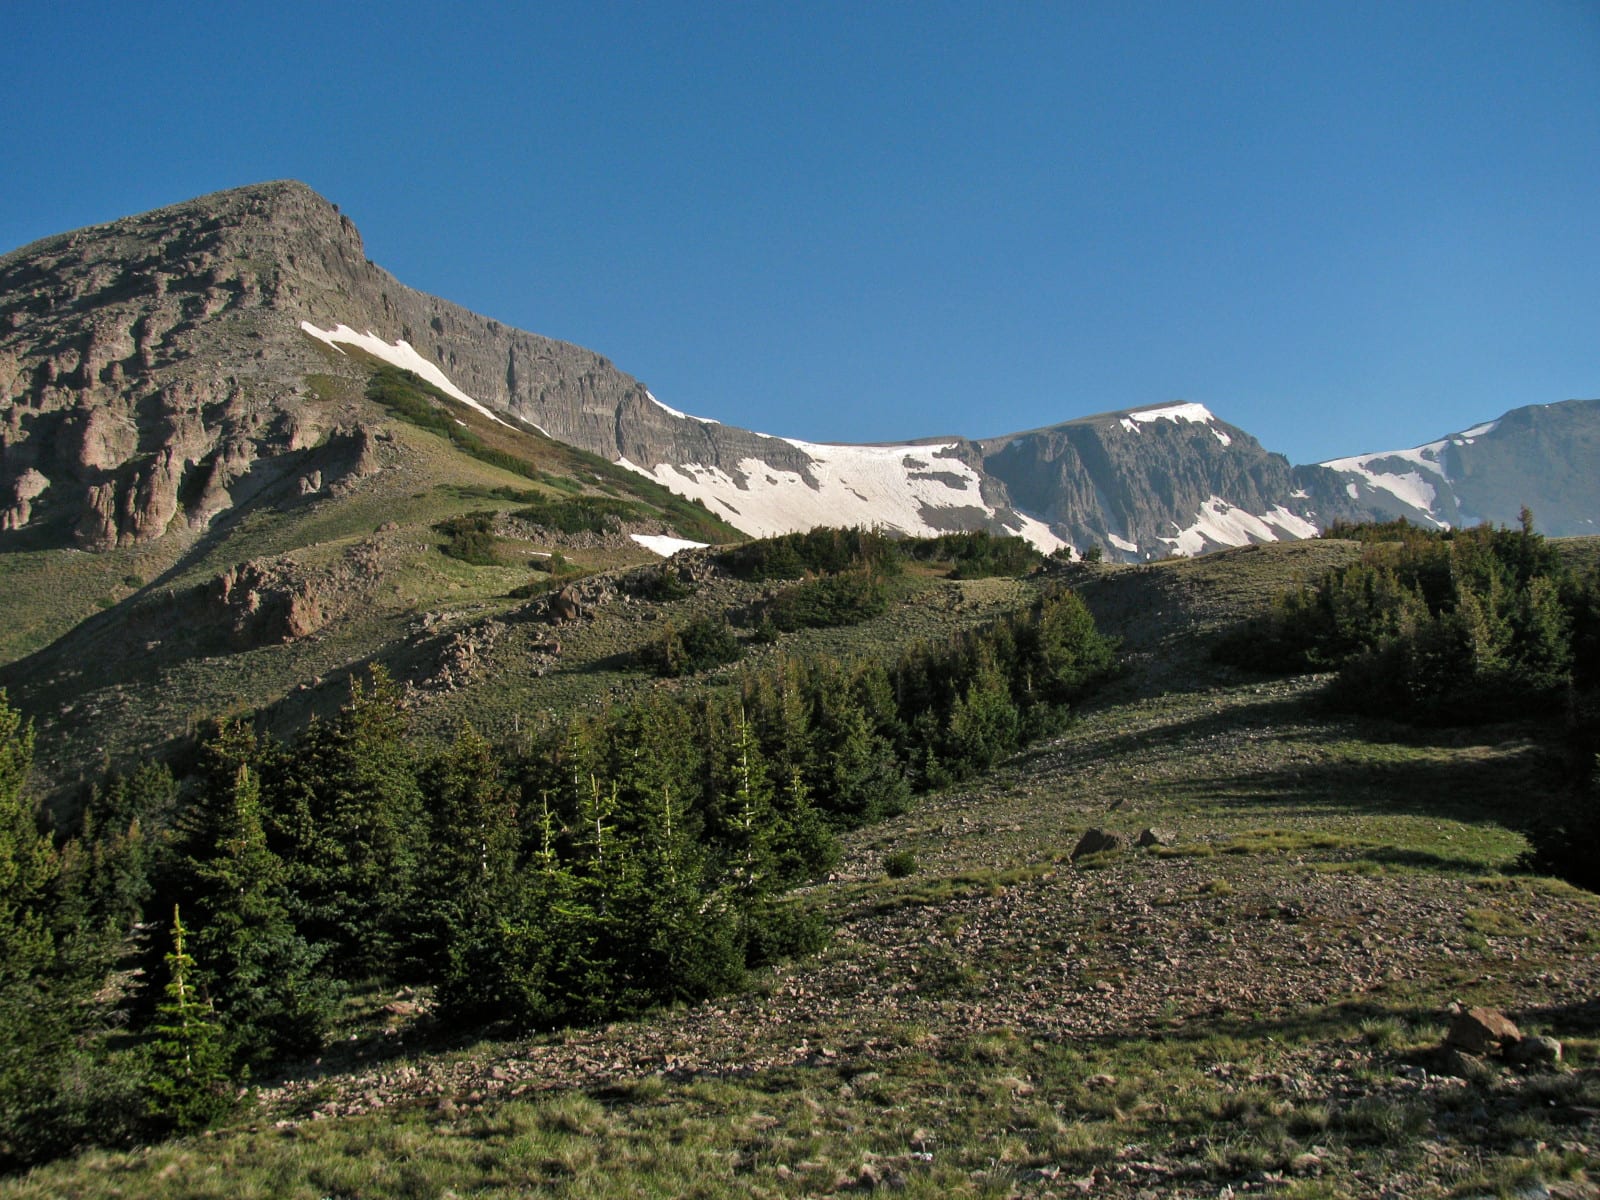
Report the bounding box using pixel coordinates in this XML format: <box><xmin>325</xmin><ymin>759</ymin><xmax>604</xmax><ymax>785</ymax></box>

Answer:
<box><xmin>182</xmin><ymin>764</ymin><xmax>335</xmax><ymax>1067</ymax></box>
<box><xmin>272</xmin><ymin>667</ymin><xmax>426</xmax><ymax>976</ymax></box>
<box><xmin>0</xmin><ymin>691</ymin><xmax>69</xmax><ymax>1166</ymax></box>
<box><xmin>145</xmin><ymin>906</ymin><xmax>233</xmax><ymax>1133</ymax></box>
<box><xmin>419</xmin><ymin>726</ymin><xmax>520</xmax><ymax>976</ymax></box>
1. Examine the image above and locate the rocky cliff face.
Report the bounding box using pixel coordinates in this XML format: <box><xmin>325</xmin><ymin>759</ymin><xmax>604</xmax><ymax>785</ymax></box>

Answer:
<box><xmin>0</xmin><ymin>181</ymin><xmax>809</xmax><ymax>551</ymax></box>
<box><xmin>976</xmin><ymin>404</ymin><xmax>1372</xmax><ymax>556</ymax></box>
<box><xmin>2</xmin><ymin>181</ymin><xmax>1593</xmax><ymax>562</ymax></box>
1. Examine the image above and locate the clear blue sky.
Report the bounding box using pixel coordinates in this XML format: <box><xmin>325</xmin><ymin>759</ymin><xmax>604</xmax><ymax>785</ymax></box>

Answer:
<box><xmin>4</xmin><ymin>1</ymin><xmax>1597</xmax><ymax>465</ymax></box>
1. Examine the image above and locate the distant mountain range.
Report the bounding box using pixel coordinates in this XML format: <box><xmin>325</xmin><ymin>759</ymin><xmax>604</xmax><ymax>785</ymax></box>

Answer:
<box><xmin>2</xmin><ymin>180</ymin><xmax>1595</xmax><ymax>562</ymax></box>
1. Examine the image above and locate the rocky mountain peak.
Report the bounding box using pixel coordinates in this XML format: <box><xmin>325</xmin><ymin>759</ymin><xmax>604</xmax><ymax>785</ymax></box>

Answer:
<box><xmin>2</xmin><ymin>183</ymin><xmax>1594</xmax><ymax>561</ymax></box>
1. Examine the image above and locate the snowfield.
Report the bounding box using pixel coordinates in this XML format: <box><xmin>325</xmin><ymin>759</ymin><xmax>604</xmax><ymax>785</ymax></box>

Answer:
<box><xmin>301</xmin><ymin>322</ymin><xmax>511</xmax><ymax>427</ymax></box>
<box><xmin>1322</xmin><ymin>438</ymin><xmax>1452</xmax><ymax>523</ymax></box>
<box><xmin>1159</xmin><ymin>497</ymin><xmax>1320</xmax><ymax>557</ymax></box>
<box><xmin>618</xmin><ymin>439</ymin><xmax>1067</xmax><ymax>552</ymax></box>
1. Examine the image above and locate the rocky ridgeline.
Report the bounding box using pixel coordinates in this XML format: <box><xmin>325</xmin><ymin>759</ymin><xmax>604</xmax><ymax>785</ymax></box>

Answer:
<box><xmin>4</xmin><ymin>180</ymin><xmax>1594</xmax><ymax>560</ymax></box>
<box><xmin>0</xmin><ymin>181</ymin><xmax>809</xmax><ymax>551</ymax></box>
<box><xmin>975</xmin><ymin>416</ymin><xmax>1365</xmax><ymax>556</ymax></box>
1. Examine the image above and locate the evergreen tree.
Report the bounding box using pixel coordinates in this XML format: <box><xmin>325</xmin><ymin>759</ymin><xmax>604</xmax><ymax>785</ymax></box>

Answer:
<box><xmin>145</xmin><ymin>906</ymin><xmax>233</xmax><ymax>1134</ymax></box>
<box><xmin>800</xmin><ymin>659</ymin><xmax>909</xmax><ymax>826</ymax></box>
<box><xmin>271</xmin><ymin>668</ymin><xmax>426</xmax><ymax>976</ymax></box>
<box><xmin>419</xmin><ymin>726</ymin><xmax>521</xmax><ymax>976</ymax></box>
<box><xmin>0</xmin><ymin>691</ymin><xmax>69</xmax><ymax>1166</ymax></box>
<box><xmin>181</xmin><ymin>764</ymin><xmax>335</xmax><ymax>1068</ymax></box>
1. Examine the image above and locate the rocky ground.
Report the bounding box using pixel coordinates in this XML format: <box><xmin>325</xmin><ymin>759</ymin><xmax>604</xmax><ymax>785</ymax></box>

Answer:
<box><xmin>223</xmin><ymin>555</ymin><xmax>1600</xmax><ymax>1199</ymax></box>
<box><xmin>7</xmin><ymin>547</ymin><xmax>1597</xmax><ymax>1199</ymax></box>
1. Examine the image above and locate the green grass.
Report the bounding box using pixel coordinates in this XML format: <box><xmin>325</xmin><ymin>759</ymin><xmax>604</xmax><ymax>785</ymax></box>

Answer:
<box><xmin>9</xmin><ymin>996</ymin><xmax>1596</xmax><ymax>1199</ymax></box>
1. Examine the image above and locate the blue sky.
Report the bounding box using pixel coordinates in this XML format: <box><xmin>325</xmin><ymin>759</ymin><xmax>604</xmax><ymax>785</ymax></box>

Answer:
<box><xmin>4</xmin><ymin>1</ymin><xmax>1596</xmax><ymax>465</ymax></box>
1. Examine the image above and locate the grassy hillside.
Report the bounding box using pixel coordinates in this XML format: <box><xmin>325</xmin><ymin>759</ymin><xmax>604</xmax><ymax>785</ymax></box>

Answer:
<box><xmin>0</xmin><ymin>363</ymin><xmax>745</xmax><ymax>797</ymax></box>
<box><xmin>4</xmin><ymin>541</ymin><xmax>1598</xmax><ymax>1197</ymax></box>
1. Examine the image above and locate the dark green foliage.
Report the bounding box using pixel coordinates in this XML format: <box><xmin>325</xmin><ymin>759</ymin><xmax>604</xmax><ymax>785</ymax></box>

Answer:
<box><xmin>417</xmin><ymin>726</ymin><xmax>521</xmax><ymax>976</ymax></box>
<box><xmin>1216</xmin><ymin>516</ymin><xmax>1579</xmax><ymax>723</ymax></box>
<box><xmin>640</xmin><ymin>613</ymin><xmax>744</xmax><ymax>676</ymax></box>
<box><xmin>718</xmin><ymin>526</ymin><xmax>901</xmax><ymax>581</ymax></box>
<box><xmin>435</xmin><ymin>511</ymin><xmax>503</xmax><ymax>565</ymax></box>
<box><xmin>764</xmin><ymin>569</ymin><xmax>890</xmax><ymax>631</ymax></box>
<box><xmin>513</xmin><ymin>495</ymin><xmax>643</xmax><ymax>533</ymax></box>
<box><xmin>900</xmin><ymin>530</ymin><xmax>1045</xmax><ymax>578</ymax></box>
<box><xmin>270</xmin><ymin>668</ymin><xmax>427</xmax><ymax>976</ymax></box>
<box><xmin>884</xmin><ymin>850</ymin><xmax>918</xmax><ymax>878</ymax></box>
<box><xmin>177</xmin><ymin>761</ymin><xmax>335</xmax><ymax>1068</ymax></box>
<box><xmin>0</xmin><ymin>690</ymin><xmax>72</xmax><ymax>1167</ymax></box>
<box><xmin>627</xmin><ymin>565</ymin><xmax>692</xmax><ymax>601</ymax></box>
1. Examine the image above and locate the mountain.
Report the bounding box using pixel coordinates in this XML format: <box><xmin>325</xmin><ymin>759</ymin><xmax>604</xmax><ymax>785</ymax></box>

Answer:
<box><xmin>2</xmin><ymin>181</ymin><xmax>1595</xmax><ymax>571</ymax></box>
<box><xmin>1317</xmin><ymin>400</ymin><xmax>1600</xmax><ymax>536</ymax></box>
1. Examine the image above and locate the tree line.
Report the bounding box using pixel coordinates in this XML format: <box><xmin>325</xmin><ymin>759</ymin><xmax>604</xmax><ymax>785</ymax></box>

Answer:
<box><xmin>0</xmin><ymin>582</ymin><xmax>1115</xmax><ymax>1166</ymax></box>
<box><xmin>1215</xmin><ymin>513</ymin><xmax>1600</xmax><ymax>888</ymax></box>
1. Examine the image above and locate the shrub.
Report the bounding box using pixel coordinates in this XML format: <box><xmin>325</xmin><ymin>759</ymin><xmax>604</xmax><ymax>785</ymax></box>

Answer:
<box><xmin>764</xmin><ymin>569</ymin><xmax>889</xmax><ymax>631</ymax></box>
<box><xmin>884</xmin><ymin>850</ymin><xmax>918</xmax><ymax>878</ymax></box>
<box><xmin>640</xmin><ymin>614</ymin><xmax>743</xmax><ymax>677</ymax></box>
<box><xmin>436</xmin><ymin>511</ymin><xmax>502</xmax><ymax>565</ymax></box>
<box><xmin>512</xmin><ymin>496</ymin><xmax>642</xmax><ymax>534</ymax></box>
<box><xmin>899</xmin><ymin>530</ymin><xmax>1045</xmax><ymax>578</ymax></box>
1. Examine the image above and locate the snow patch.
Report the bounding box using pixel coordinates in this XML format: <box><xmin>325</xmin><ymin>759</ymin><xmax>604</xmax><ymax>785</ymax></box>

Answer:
<box><xmin>1107</xmin><ymin>533</ymin><xmax>1139</xmax><ymax>553</ymax></box>
<box><xmin>646</xmin><ymin>390</ymin><xmax>719</xmax><ymax>425</ymax></box>
<box><xmin>618</xmin><ymin>438</ymin><xmax>1063</xmax><ymax>550</ymax></box>
<box><xmin>1323</xmin><ymin>436</ymin><xmax>1453</xmax><ymax>518</ymax></box>
<box><xmin>300</xmin><ymin>322</ymin><xmax>510</xmax><ymax>427</ymax></box>
<box><xmin>1126</xmin><ymin>402</ymin><xmax>1217</xmax><ymax>426</ymax></box>
<box><xmin>1001</xmin><ymin>511</ymin><xmax>1070</xmax><ymax>555</ymax></box>
<box><xmin>1158</xmin><ymin>496</ymin><xmax>1315</xmax><ymax>557</ymax></box>
<box><xmin>630</xmin><ymin>533</ymin><xmax>708</xmax><ymax>557</ymax></box>
<box><xmin>1459</xmin><ymin>419</ymin><xmax>1500</xmax><ymax>439</ymax></box>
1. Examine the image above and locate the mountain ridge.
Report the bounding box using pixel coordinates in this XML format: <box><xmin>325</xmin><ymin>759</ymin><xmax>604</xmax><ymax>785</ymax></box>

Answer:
<box><xmin>2</xmin><ymin>180</ymin><xmax>1595</xmax><ymax>564</ymax></box>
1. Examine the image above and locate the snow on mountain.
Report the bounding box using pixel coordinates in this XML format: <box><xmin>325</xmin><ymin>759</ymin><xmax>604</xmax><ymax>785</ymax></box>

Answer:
<box><xmin>1320</xmin><ymin>437</ymin><xmax>1454</xmax><ymax>524</ymax></box>
<box><xmin>629</xmin><ymin>533</ymin><xmax>709</xmax><ymax>556</ymax></box>
<box><xmin>646</xmin><ymin>390</ymin><xmax>719</xmax><ymax>426</ymax></box>
<box><xmin>1158</xmin><ymin>497</ymin><xmax>1320</xmax><ymax>556</ymax></box>
<box><xmin>618</xmin><ymin>439</ymin><xmax>1069</xmax><ymax>553</ymax></box>
<box><xmin>300</xmin><ymin>322</ymin><xmax>513</xmax><ymax>428</ymax></box>
<box><xmin>1118</xmin><ymin>402</ymin><xmax>1232</xmax><ymax>445</ymax></box>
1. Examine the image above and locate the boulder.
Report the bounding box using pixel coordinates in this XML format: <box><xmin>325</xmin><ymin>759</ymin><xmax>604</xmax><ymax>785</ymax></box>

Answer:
<box><xmin>1506</xmin><ymin>1034</ymin><xmax>1562</xmax><ymax>1069</ymax></box>
<box><xmin>1444</xmin><ymin>1006</ymin><xmax>1522</xmax><ymax>1056</ymax></box>
<box><xmin>547</xmin><ymin>587</ymin><xmax>583</xmax><ymax>624</ymax></box>
<box><xmin>1136</xmin><ymin>827</ymin><xmax>1175</xmax><ymax>848</ymax></box>
<box><xmin>1070</xmin><ymin>828</ymin><xmax>1124</xmax><ymax>862</ymax></box>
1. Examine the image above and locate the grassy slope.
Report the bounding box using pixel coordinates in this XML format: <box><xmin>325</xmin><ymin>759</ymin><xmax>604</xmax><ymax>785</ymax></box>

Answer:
<box><xmin>6</xmin><ymin>543</ymin><xmax>1600</xmax><ymax>1197</ymax></box>
<box><xmin>0</xmin><ymin>362</ymin><xmax>747</xmax><ymax>797</ymax></box>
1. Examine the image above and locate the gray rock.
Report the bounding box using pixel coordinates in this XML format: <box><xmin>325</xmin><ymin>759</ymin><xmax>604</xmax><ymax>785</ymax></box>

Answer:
<box><xmin>1071</xmin><ymin>828</ymin><xmax>1125</xmax><ymax>861</ymax></box>
<box><xmin>1507</xmin><ymin>1034</ymin><xmax>1562</xmax><ymax>1068</ymax></box>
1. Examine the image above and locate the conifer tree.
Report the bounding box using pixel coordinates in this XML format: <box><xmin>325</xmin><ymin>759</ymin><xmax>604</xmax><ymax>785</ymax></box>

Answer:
<box><xmin>181</xmin><ymin>764</ymin><xmax>334</xmax><ymax>1067</ymax></box>
<box><xmin>272</xmin><ymin>667</ymin><xmax>426</xmax><ymax>976</ymax></box>
<box><xmin>0</xmin><ymin>691</ymin><xmax>69</xmax><ymax>1165</ymax></box>
<box><xmin>419</xmin><ymin>726</ymin><xmax>520</xmax><ymax>975</ymax></box>
<box><xmin>145</xmin><ymin>905</ymin><xmax>233</xmax><ymax>1133</ymax></box>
